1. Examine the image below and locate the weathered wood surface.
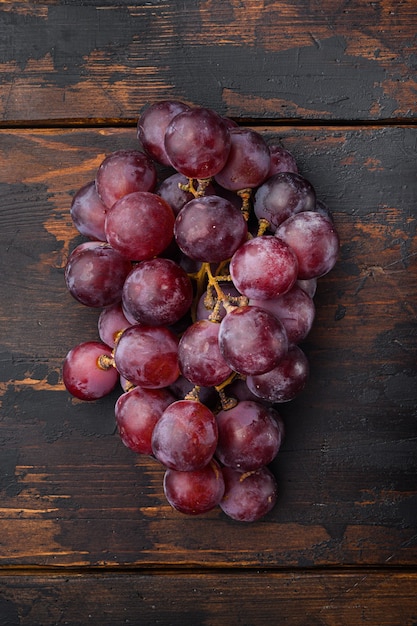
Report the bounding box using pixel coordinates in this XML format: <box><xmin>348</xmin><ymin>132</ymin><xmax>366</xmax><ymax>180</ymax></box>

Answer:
<box><xmin>1</xmin><ymin>1</ymin><xmax>417</xmax><ymax>124</ymax></box>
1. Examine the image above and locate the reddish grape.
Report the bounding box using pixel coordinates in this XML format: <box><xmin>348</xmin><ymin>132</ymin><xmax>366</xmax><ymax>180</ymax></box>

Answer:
<box><xmin>65</xmin><ymin>241</ymin><xmax>131</xmax><ymax>308</ymax></box>
<box><xmin>276</xmin><ymin>210</ymin><xmax>339</xmax><ymax>279</ymax></box>
<box><xmin>220</xmin><ymin>466</ymin><xmax>278</xmax><ymax>522</ymax></box>
<box><xmin>164</xmin><ymin>107</ymin><xmax>231</xmax><ymax>179</ymax></box>
<box><xmin>250</xmin><ymin>284</ymin><xmax>315</xmax><ymax>345</ymax></box>
<box><xmin>247</xmin><ymin>344</ymin><xmax>309</xmax><ymax>403</ymax></box>
<box><xmin>254</xmin><ymin>172</ymin><xmax>316</xmax><ymax>232</ymax></box>
<box><xmin>163</xmin><ymin>459</ymin><xmax>225</xmax><ymax>515</ymax></box>
<box><xmin>151</xmin><ymin>400</ymin><xmax>218</xmax><ymax>471</ymax></box>
<box><xmin>115</xmin><ymin>386</ymin><xmax>175</xmax><ymax>455</ymax></box>
<box><xmin>105</xmin><ymin>191</ymin><xmax>175</xmax><ymax>261</ymax></box>
<box><xmin>63</xmin><ymin>341</ymin><xmax>118</xmax><ymax>401</ymax></box>
<box><xmin>96</xmin><ymin>149</ymin><xmax>157</xmax><ymax>209</ymax></box>
<box><xmin>174</xmin><ymin>195</ymin><xmax>248</xmax><ymax>263</ymax></box>
<box><xmin>178</xmin><ymin>320</ymin><xmax>232</xmax><ymax>387</ymax></box>
<box><xmin>113</xmin><ymin>325</ymin><xmax>180</xmax><ymax>389</ymax></box>
<box><xmin>122</xmin><ymin>258</ymin><xmax>193</xmax><ymax>327</ymax></box>
<box><xmin>98</xmin><ymin>303</ymin><xmax>132</xmax><ymax>348</ymax></box>
<box><xmin>218</xmin><ymin>305</ymin><xmax>288</xmax><ymax>376</ymax></box>
<box><xmin>70</xmin><ymin>180</ymin><xmax>107</xmax><ymax>241</ymax></box>
<box><xmin>267</xmin><ymin>144</ymin><xmax>299</xmax><ymax>176</ymax></box>
<box><xmin>214</xmin><ymin>127</ymin><xmax>270</xmax><ymax>191</ymax></box>
<box><xmin>215</xmin><ymin>400</ymin><xmax>283</xmax><ymax>470</ymax></box>
<box><xmin>137</xmin><ymin>100</ymin><xmax>190</xmax><ymax>166</ymax></box>
<box><xmin>229</xmin><ymin>235</ymin><xmax>298</xmax><ymax>300</ymax></box>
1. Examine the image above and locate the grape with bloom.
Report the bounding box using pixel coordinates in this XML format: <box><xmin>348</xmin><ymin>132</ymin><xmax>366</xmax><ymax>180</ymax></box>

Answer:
<box><xmin>63</xmin><ymin>100</ymin><xmax>340</xmax><ymax>522</ymax></box>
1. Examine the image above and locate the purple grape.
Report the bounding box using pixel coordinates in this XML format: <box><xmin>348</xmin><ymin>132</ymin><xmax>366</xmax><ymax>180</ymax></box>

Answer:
<box><xmin>220</xmin><ymin>466</ymin><xmax>278</xmax><ymax>522</ymax></box>
<box><xmin>65</xmin><ymin>241</ymin><xmax>132</xmax><ymax>308</ymax></box>
<box><xmin>98</xmin><ymin>303</ymin><xmax>133</xmax><ymax>348</ymax></box>
<box><xmin>215</xmin><ymin>400</ymin><xmax>283</xmax><ymax>470</ymax></box>
<box><xmin>164</xmin><ymin>107</ymin><xmax>231</xmax><ymax>179</ymax></box>
<box><xmin>174</xmin><ymin>195</ymin><xmax>248</xmax><ymax>262</ymax></box>
<box><xmin>267</xmin><ymin>144</ymin><xmax>299</xmax><ymax>176</ymax></box>
<box><xmin>70</xmin><ymin>180</ymin><xmax>107</xmax><ymax>241</ymax></box>
<box><xmin>115</xmin><ymin>386</ymin><xmax>175</xmax><ymax>455</ymax></box>
<box><xmin>122</xmin><ymin>258</ymin><xmax>193</xmax><ymax>327</ymax></box>
<box><xmin>96</xmin><ymin>149</ymin><xmax>157</xmax><ymax>209</ymax></box>
<box><xmin>276</xmin><ymin>211</ymin><xmax>340</xmax><ymax>279</ymax></box>
<box><xmin>253</xmin><ymin>172</ymin><xmax>316</xmax><ymax>232</ymax></box>
<box><xmin>229</xmin><ymin>235</ymin><xmax>298</xmax><ymax>300</ymax></box>
<box><xmin>63</xmin><ymin>341</ymin><xmax>118</xmax><ymax>401</ymax></box>
<box><xmin>163</xmin><ymin>459</ymin><xmax>225</xmax><ymax>515</ymax></box>
<box><xmin>137</xmin><ymin>100</ymin><xmax>191</xmax><ymax>165</ymax></box>
<box><xmin>113</xmin><ymin>325</ymin><xmax>180</xmax><ymax>389</ymax></box>
<box><xmin>151</xmin><ymin>400</ymin><xmax>218</xmax><ymax>471</ymax></box>
<box><xmin>247</xmin><ymin>344</ymin><xmax>309</xmax><ymax>403</ymax></box>
<box><xmin>105</xmin><ymin>191</ymin><xmax>175</xmax><ymax>261</ymax></box>
<box><xmin>214</xmin><ymin>127</ymin><xmax>271</xmax><ymax>191</ymax></box>
<box><xmin>218</xmin><ymin>305</ymin><xmax>288</xmax><ymax>376</ymax></box>
<box><xmin>178</xmin><ymin>320</ymin><xmax>233</xmax><ymax>387</ymax></box>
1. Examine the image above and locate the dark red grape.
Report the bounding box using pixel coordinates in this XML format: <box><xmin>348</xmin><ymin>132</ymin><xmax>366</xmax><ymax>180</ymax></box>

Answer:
<box><xmin>122</xmin><ymin>258</ymin><xmax>193</xmax><ymax>327</ymax></box>
<box><xmin>220</xmin><ymin>466</ymin><xmax>278</xmax><ymax>522</ymax></box>
<box><xmin>98</xmin><ymin>302</ymin><xmax>133</xmax><ymax>348</ymax></box>
<box><xmin>137</xmin><ymin>100</ymin><xmax>191</xmax><ymax>165</ymax></box>
<box><xmin>70</xmin><ymin>180</ymin><xmax>107</xmax><ymax>241</ymax></box>
<box><xmin>174</xmin><ymin>195</ymin><xmax>248</xmax><ymax>263</ymax></box>
<box><xmin>247</xmin><ymin>344</ymin><xmax>309</xmax><ymax>403</ymax></box>
<box><xmin>96</xmin><ymin>149</ymin><xmax>157</xmax><ymax>209</ymax></box>
<box><xmin>267</xmin><ymin>144</ymin><xmax>299</xmax><ymax>176</ymax></box>
<box><xmin>113</xmin><ymin>325</ymin><xmax>180</xmax><ymax>389</ymax></box>
<box><xmin>163</xmin><ymin>459</ymin><xmax>225</xmax><ymax>515</ymax></box>
<box><xmin>229</xmin><ymin>235</ymin><xmax>298</xmax><ymax>300</ymax></box>
<box><xmin>218</xmin><ymin>305</ymin><xmax>288</xmax><ymax>376</ymax></box>
<box><xmin>63</xmin><ymin>341</ymin><xmax>118</xmax><ymax>401</ymax></box>
<box><xmin>215</xmin><ymin>400</ymin><xmax>283</xmax><ymax>470</ymax></box>
<box><xmin>164</xmin><ymin>107</ymin><xmax>231</xmax><ymax>179</ymax></box>
<box><xmin>115</xmin><ymin>386</ymin><xmax>175</xmax><ymax>455</ymax></box>
<box><xmin>105</xmin><ymin>191</ymin><xmax>175</xmax><ymax>261</ymax></box>
<box><xmin>276</xmin><ymin>210</ymin><xmax>339</xmax><ymax>279</ymax></box>
<box><xmin>151</xmin><ymin>400</ymin><xmax>218</xmax><ymax>471</ymax></box>
<box><xmin>214</xmin><ymin>127</ymin><xmax>270</xmax><ymax>191</ymax></box>
<box><xmin>65</xmin><ymin>241</ymin><xmax>131</xmax><ymax>308</ymax></box>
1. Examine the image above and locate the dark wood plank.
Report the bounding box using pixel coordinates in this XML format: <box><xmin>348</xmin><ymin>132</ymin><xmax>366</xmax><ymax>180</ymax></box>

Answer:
<box><xmin>0</xmin><ymin>570</ymin><xmax>417</xmax><ymax>625</ymax></box>
<box><xmin>1</xmin><ymin>1</ymin><xmax>417</xmax><ymax>123</ymax></box>
<box><xmin>0</xmin><ymin>126</ymin><xmax>415</xmax><ymax>568</ymax></box>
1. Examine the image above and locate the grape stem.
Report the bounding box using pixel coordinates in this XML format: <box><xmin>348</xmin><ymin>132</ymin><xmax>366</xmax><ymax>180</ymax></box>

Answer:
<box><xmin>97</xmin><ymin>354</ymin><xmax>115</xmax><ymax>370</ymax></box>
<box><xmin>237</xmin><ymin>188</ymin><xmax>252</xmax><ymax>221</ymax></box>
<box><xmin>179</xmin><ymin>177</ymin><xmax>212</xmax><ymax>198</ymax></box>
<box><xmin>215</xmin><ymin>371</ymin><xmax>239</xmax><ymax>410</ymax></box>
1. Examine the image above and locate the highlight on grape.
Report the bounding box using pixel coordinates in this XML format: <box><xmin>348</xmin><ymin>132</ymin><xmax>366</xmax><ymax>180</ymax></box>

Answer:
<box><xmin>63</xmin><ymin>100</ymin><xmax>340</xmax><ymax>522</ymax></box>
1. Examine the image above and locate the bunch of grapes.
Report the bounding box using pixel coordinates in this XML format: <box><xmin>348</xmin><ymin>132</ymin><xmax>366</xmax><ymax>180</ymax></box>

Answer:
<box><xmin>63</xmin><ymin>101</ymin><xmax>340</xmax><ymax>522</ymax></box>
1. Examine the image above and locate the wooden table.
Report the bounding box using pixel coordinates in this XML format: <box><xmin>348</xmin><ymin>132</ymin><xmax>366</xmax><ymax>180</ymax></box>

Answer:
<box><xmin>1</xmin><ymin>2</ymin><xmax>416</xmax><ymax>624</ymax></box>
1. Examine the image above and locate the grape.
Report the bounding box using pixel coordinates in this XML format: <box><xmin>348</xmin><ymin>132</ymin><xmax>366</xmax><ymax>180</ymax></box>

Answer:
<box><xmin>253</xmin><ymin>172</ymin><xmax>316</xmax><ymax>232</ymax></box>
<box><xmin>164</xmin><ymin>107</ymin><xmax>231</xmax><ymax>179</ymax></box>
<box><xmin>220</xmin><ymin>466</ymin><xmax>278</xmax><ymax>522</ymax></box>
<box><xmin>267</xmin><ymin>144</ymin><xmax>299</xmax><ymax>176</ymax></box>
<box><xmin>62</xmin><ymin>341</ymin><xmax>118</xmax><ymax>401</ymax></box>
<box><xmin>137</xmin><ymin>100</ymin><xmax>190</xmax><ymax>166</ymax></box>
<box><xmin>168</xmin><ymin>375</ymin><xmax>218</xmax><ymax>410</ymax></box>
<box><xmin>247</xmin><ymin>344</ymin><xmax>309</xmax><ymax>403</ymax></box>
<box><xmin>296</xmin><ymin>277</ymin><xmax>317</xmax><ymax>298</ymax></box>
<box><xmin>218</xmin><ymin>305</ymin><xmax>288</xmax><ymax>376</ymax></box>
<box><xmin>122</xmin><ymin>258</ymin><xmax>193</xmax><ymax>326</ymax></box>
<box><xmin>276</xmin><ymin>210</ymin><xmax>339</xmax><ymax>279</ymax></box>
<box><xmin>174</xmin><ymin>195</ymin><xmax>248</xmax><ymax>262</ymax></box>
<box><xmin>196</xmin><ymin>282</ymin><xmax>242</xmax><ymax>322</ymax></box>
<box><xmin>98</xmin><ymin>303</ymin><xmax>133</xmax><ymax>348</ymax></box>
<box><xmin>163</xmin><ymin>459</ymin><xmax>225</xmax><ymax>515</ymax></box>
<box><xmin>96</xmin><ymin>149</ymin><xmax>157</xmax><ymax>209</ymax></box>
<box><xmin>249</xmin><ymin>284</ymin><xmax>315</xmax><ymax>345</ymax></box>
<box><xmin>105</xmin><ymin>191</ymin><xmax>175</xmax><ymax>261</ymax></box>
<box><xmin>70</xmin><ymin>180</ymin><xmax>107</xmax><ymax>241</ymax></box>
<box><xmin>215</xmin><ymin>400</ymin><xmax>283</xmax><ymax>470</ymax></box>
<box><xmin>151</xmin><ymin>400</ymin><xmax>218</xmax><ymax>471</ymax></box>
<box><xmin>214</xmin><ymin>127</ymin><xmax>271</xmax><ymax>191</ymax></box>
<box><xmin>65</xmin><ymin>241</ymin><xmax>132</xmax><ymax>308</ymax></box>
<box><xmin>115</xmin><ymin>386</ymin><xmax>175</xmax><ymax>455</ymax></box>
<box><xmin>229</xmin><ymin>235</ymin><xmax>298</xmax><ymax>300</ymax></box>
<box><xmin>178</xmin><ymin>319</ymin><xmax>232</xmax><ymax>387</ymax></box>
<box><xmin>113</xmin><ymin>324</ymin><xmax>180</xmax><ymax>389</ymax></box>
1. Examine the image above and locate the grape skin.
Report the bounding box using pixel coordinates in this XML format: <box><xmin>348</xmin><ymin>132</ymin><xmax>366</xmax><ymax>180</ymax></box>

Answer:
<box><xmin>70</xmin><ymin>180</ymin><xmax>107</xmax><ymax>241</ymax></box>
<box><xmin>98</xmin><ymin>303</ymin><xmax>132</xmax><ymax>348</ymax></box>
<box><xmin>163</xmin><ymin>459</ymin><xmax>225</xmax><ymax>515</ymax></box>
<box><xmin>62</xmin><ymin>341</ymin><xmax>119</xmax><ymax>401</ymax></box>
<box><xmin>220</xmin><ymin>466</ymin><xmax>278</xmax><ymax>522</ymax></box>
<box><xmin>137</xmin><ymin>100</ymin><xmax>191</xmax><ymax>166</ymax></box>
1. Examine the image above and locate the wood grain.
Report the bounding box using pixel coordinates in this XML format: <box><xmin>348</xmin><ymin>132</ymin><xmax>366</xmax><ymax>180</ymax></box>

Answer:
<box><xmin>1</xmin><ymin>1</ymin><xmax>417</xmax><ymax>123</ymax></box>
